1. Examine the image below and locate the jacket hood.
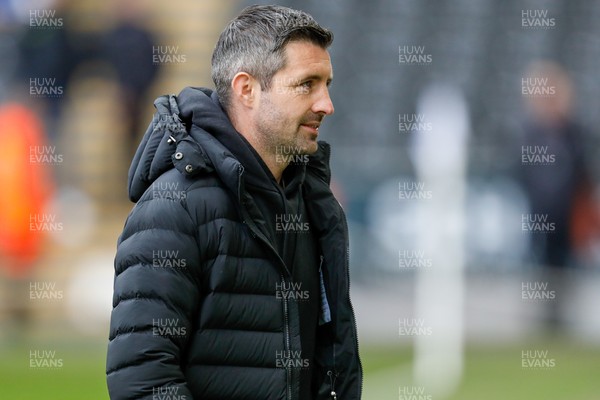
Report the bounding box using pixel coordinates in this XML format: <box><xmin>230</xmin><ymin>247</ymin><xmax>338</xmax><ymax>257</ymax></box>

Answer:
<box><xmin>127</xmin><ymin>93</ymin><xmax>186</xmax><ymax>202</ymax></box>
<box><xmin>177</xmin><ymin>87</ymin><xmax>278</xmax><ymax>192</ymax></box>
<box><xmin>127</xmin><ymin>87</ymin><xmax>330</xmax><ymax>203</ymax></box>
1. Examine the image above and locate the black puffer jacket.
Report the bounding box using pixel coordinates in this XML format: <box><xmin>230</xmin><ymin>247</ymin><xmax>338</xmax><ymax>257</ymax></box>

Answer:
<box><xmin>106</xmin><ymin>87</ymin><xmax>362</xmax><ymax>399</ymax></box>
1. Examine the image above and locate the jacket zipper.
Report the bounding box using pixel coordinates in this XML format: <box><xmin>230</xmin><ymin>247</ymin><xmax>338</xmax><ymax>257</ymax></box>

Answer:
<box><xmin>238</xmin><ymin>166</ymin><xmax>293</xmax><ymax>400</ymax></box>
<box><xmin>281</xmin><ymin>273</ymin><xmax>292</xmax><ymax>400</ymax></box>
<box><xmin>275</xmin><ymin>172</ymin><xmax>293</xmax><ymax>400</ymax></box>
<box><xmin>243</xmin><ymin>215</ymin><xmax>293</xmax><ymax>400</ymax></box>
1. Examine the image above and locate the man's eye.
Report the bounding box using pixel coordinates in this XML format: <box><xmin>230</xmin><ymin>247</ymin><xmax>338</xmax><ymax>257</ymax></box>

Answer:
<box><xmin>299</xmin><ymin>81</ymin><xmax>312</xmax><ymax>89</ymax></box>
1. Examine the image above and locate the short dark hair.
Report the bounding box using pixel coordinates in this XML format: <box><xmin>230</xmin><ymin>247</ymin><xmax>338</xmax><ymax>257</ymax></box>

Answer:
<box><xmin>211</xmin><ymin>5</ymin><xmax>333</xmax><ymax>110</ymax></box>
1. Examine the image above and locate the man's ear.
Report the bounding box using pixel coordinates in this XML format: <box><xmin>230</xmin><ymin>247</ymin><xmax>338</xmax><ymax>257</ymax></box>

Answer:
<box><xmin>231</xmin><ymin>72</ymin><xmax>259</xmax><ymax>108</ymax></box>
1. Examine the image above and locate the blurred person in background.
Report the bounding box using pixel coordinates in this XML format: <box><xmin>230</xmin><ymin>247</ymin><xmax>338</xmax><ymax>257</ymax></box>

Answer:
<box><xmin>16</xmin><ymin>0</ymin><xmax>76</xmax><ymax>142</ymax></box>
<box><xmin>106</xmin><ymin>5</ymin><xmax>361</xmax><ymax>400</ymax></box>
<box><xmin>0</xmin><ymin>102</ymin><xmax>53</xmax><ymax>332</ymax></box>
<box><xmin>518</xmin><ymin>61</ymin><xmax>597</xmax><ymax>329</ymax></box>
<box><xmin>102</xmin><ymin>0</ymin><xmax>160</xmax><ymax>156</ymax></box>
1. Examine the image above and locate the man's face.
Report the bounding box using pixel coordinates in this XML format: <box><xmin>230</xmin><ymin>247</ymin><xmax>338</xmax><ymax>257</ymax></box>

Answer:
<box><xmin>254</xmin><ymin>40</ymin><xmax>334</xmax><ymax>156</ymax></box>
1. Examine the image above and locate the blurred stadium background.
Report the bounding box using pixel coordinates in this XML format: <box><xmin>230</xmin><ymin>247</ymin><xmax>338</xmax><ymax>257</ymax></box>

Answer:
<box><xmin>1</xmin><ymin>0</ymin><xmax>599</xmax><ymax>398</ymax></box>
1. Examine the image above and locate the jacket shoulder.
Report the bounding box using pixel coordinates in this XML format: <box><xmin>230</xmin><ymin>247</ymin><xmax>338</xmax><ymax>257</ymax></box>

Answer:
<box><xmin>121</xmin><ymin>168</ymin><xmax>240</xmax><ymax>242</ymax></box>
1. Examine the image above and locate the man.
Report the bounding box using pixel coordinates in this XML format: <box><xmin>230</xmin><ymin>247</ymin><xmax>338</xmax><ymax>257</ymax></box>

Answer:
<box><xmin>517</xmin><ymin>61</ymin><xmax>591</xmax><ymax>330</ymax></box>
<box><xmin>106</xmin><ymin>5</ymin><xmax>362</xmax><ymax>400</ymax></box>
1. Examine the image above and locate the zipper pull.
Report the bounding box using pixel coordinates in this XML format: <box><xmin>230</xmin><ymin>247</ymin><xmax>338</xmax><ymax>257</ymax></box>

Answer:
<box><xmin>327</xmin><ymin>370</ymin><xmax>338</xmax><ymax>400</ymax></box>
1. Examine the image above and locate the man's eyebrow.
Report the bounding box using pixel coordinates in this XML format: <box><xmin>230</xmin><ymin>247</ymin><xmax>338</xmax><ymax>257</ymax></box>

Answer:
<box><xmin>298</xmin><ymin>74</ymin><xmax>334</xmax><ymax>84</ymax></box>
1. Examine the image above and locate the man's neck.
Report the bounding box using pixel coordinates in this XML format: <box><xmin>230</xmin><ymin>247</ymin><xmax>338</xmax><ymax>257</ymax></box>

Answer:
<box><xmin>256</xmin><ymin>149</ymin><xmax>286</xmax><ymax>184</ymax></box>
<box><xmin>229</xmin><ymin>112</ymin><xmax>288</xmax><ymax>183</ymax></box>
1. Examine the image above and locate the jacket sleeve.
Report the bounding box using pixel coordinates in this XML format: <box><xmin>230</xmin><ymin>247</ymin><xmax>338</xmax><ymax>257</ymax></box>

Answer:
<box><xmin>106</xmin><ymin>192</ymin><xmax>201</xmax><ymax>400</ymax></box>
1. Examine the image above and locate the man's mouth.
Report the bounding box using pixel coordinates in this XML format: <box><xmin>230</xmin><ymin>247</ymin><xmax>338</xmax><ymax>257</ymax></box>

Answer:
<box><xmin>300</xmin><ymin>122</ymin><xmax>321</xmax><ymax>133</ymax></box>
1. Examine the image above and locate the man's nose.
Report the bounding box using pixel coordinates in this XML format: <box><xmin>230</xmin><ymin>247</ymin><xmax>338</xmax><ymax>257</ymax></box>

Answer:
<box><xmin>313</xmin><ymin>88</ymin><xmax>334</xmax><ymax>115</ymax></box>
